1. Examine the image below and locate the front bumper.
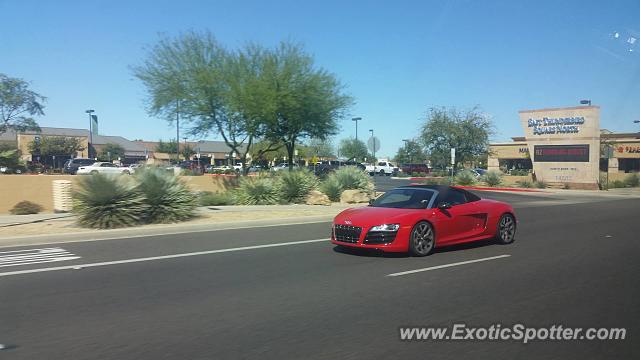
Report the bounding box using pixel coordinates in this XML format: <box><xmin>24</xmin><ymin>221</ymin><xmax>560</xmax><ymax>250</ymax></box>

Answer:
<box><xmin>331</xmin><ymin>224</ymin><xmax>409</xmax><ymax>252</ymax></box>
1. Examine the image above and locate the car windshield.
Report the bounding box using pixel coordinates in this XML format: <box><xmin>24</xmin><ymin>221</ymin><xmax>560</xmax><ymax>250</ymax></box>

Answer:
<box><xmin>370</xmin><ymin>188</ymin><xmax>436</xmax><ymax>209</ymax></box>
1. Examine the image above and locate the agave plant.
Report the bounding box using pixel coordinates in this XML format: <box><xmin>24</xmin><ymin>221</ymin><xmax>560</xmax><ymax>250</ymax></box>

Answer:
<box><xmin>233</xmin><ymin>176</ymin><xmax>281</xmax><ymax>205</ymax></box>
<box><xmin>332</xmin><ymin>166</ymin><xmax>372</xmax><ymax>191</ymax></box>
<box><xmin>135</xmin><ymin>167</ymin><xmax>197</xmax><ymax>223</ymax></box>
<box><xmin>277</xmin><ymin>169</ymin><xmax>318</xmax><ymax>203</ymax></box>
<box><xmin>454</xmin><ymin>170</ymin><xmax>476</xmax><ymax>186</ymax></box>
<box><xmin>482</xmin><ymin>170</ymin><xmax>503</xmax><ymax>187</ymax></box>
<box><xmin>74</xmin><ymin>173</ymin><xmax>148</xmax><ymax>229</ymax></box>
<box><xmin>320</xmin><ymin>176</ymin><xmax>342</xmax><ymax>202</ymax></box>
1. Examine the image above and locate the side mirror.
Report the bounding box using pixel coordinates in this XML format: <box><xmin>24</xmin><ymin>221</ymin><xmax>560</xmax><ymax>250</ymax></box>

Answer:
<box><xmin>437</xmin><ymin>202</ymin><xmax>452</xmax><ymax>210</ymax></box>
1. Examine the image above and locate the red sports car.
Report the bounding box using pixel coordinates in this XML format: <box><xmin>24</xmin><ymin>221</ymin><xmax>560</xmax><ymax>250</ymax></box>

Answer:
<box><xmin>331</xmin><ymin>185</ymin><xmax>517</xmax><ymax>256</ymax></box>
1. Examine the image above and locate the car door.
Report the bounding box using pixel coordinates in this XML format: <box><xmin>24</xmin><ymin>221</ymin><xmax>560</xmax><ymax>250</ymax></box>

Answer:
<box><xmin>100</xmin><ymin>163</ymin><xmax>118</xmax><ymax>174</ymax></box>
<box><xmin>431</xmin><ymin>189</ymin><xmax>480</xmax><ymax>244</ymax></box>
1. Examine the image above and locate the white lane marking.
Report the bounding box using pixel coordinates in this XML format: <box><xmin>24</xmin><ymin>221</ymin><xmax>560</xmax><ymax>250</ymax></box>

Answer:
<box><xmin>387</xmin><ymin>255</ymin><xmax>511</xmax><ymax>277</ymax></box>
<box><xmin>0</xmin><ymin>238</ymin><xmax>330</xmax><ymax>277</ymax></box>
<box><xmin>0</xmin><ymin>247</ymin><xmax>80</xmax><ymax>268</ymax></box>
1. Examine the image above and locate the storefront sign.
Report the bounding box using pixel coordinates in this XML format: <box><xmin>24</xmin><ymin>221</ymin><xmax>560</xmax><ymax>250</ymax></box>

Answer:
<box><xmin>616</xmin><ymin>145</ymin><xmax>640</xmax><ymax>154</ymax></box>
<box><xmin>527</xmin><ymin>117</ymin><xmax>585</xmax><ymax>135</ymax></box>
<box><xmin>533</xmin><ymin>144</ymin><xmax>590</xmax><ymax>162</ymax></box>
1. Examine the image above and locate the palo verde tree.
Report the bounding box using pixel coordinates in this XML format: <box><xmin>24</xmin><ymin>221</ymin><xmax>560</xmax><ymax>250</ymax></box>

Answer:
<box><xmin>338</xmin><ymin>138</ymin><xmax>368</xmax><ymax>162</ymax></box>
<box><xmin>394</xmin><ymin>139</ymin><xmax>425</xmax><ymax>164</ymax></box>
<box><xmin>134</xmin><ymin>32</ymin><xmax>259</xmax><ymax>173</ymax></box>
<box><xmin>28</xmin><ymin>136</ymin><xmax>85</xmax><ymax>157</ymax></box>
<box><xmin>419</xmin><ymin>107</ymin><xmax>493</xmax><ymax>169</ymax></box>
<box><xmin>0</xmin><ymin>73</ymin><xmax>45</xmax><ymax>135</ymax></box>
<box><xmin>97</xmin><ymin>143</ymin><xmax>126</xmax><ymax>162</ymax></box>
<box><xmin>259</xmin><ymin>42</ymin><xmax>352</xmax><ymax>169</ymax></box>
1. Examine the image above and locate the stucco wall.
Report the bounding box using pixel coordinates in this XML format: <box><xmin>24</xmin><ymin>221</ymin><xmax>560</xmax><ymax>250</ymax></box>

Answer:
<box><xmin>0</xmin><ymin>175</ymin><xmax>237</xmax><ymax>214</ymax></box>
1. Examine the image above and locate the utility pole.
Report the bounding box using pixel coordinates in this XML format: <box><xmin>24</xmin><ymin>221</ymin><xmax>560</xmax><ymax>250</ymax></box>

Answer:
<box><xmin>176</xmin><ymin>100</ymin><xmax>180</xmax><ymax>164</ymax></box>
<box><xmin>369</xmin><ymin>129</ymin><xmax>375</xmax><ymax>161</ymax></box>
<box><xmin>85</xmin><ymin>109</ymin><xmax>95</xmax><ymax>158</ymax></box>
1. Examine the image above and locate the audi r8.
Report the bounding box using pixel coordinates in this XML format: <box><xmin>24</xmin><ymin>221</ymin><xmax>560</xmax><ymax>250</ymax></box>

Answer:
<box><xmin>331</xmin><ymin>185</ymin><xmax>517</xmax><ymax>256</ymax></box>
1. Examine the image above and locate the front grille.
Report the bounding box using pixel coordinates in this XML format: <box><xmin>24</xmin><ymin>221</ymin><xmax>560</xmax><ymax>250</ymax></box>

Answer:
<box><xmin>364</xmin><ymin>231</ymin><xmax>398</xmax><ymax>244</ymax></box>
<box><xmin>334</xmin><ymin>225</ymin><xmax>362</xmax><ymax>243</ymax></box>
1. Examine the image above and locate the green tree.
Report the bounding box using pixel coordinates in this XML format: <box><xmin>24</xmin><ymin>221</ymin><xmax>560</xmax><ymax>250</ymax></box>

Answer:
<box><xmin>259</xmin><ymin>42</ymin><xmax>352</xmax><ymax>169</ymax></box>
<box><xmin>419</xmin><ymin>107</ymin><xmax>493</xmax><ymax>169</ymax></box>
<box><xmin>97</xmin><ymin>143</ymin><xmax>126</xmax><ymax>162</ymax></box>
<box><xmin>28</xmin><ymin>136</ymin><xmax>84</xmax><ymax>157</ymax></box>
<box><xmin>338</xmin><ymin>138</ymin><xmax>369</xmax><ymax>162</ymax></box>
<box><xmin>394</xmin><ymin>139</ymin><xmax>425</xmax><ymax>164</ymax></box>
<box><xmin>0</xmin><ymin>73</ymin><xmax>45</xmax><ymax>135</ymax></box>
<box><xmin>181</xmin><ymin>144</ymin><xmax>195</xmax><ymax>160</ymax></box>
<box><xmin>155</xmin><ymin>139</ymin><xmax>178</xmax><ymax>153</ymax></box>
<box><xmin>0</xmin><ymin>144</ymin><xmax>22</xmax><ymax>168</ymax></box>
<box><xmin>134</xmin><ymin>32</ymin><xmax>257</xmax><ymax>173</ymax></box>
<box><xmin>306</xmin><ymin>138</ymin><xmax>335</xmax><ymax>158</ymax></box>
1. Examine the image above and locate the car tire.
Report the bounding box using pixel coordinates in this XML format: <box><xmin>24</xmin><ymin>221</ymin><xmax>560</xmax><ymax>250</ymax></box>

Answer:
<box><xmin>379</xmin><ymin>169</ymin><xmax>385</xmax><ymax>176</ymax></box>
<box><xmin>495</xmin><ymin>213</ymin><xmax>516</xmax><ymax>244</ymax></box>
<box><xmin>409</xmin><ymin>221</ymin><xmax>435</xmax><ymax>257</ymax></box>
<box><xmin>122</xmin><ymin>170</ymin><xmax>130</xmax><ymax>175</ymax></box>
<box><xmin>90</xmin><ymin>170</ymin><xmax>98</xmax><ymax>174</ymax></box>
<box><xmin>368</xmin><ymin>172</ymin><xmax>374</xmax><ymax>176</ymax></box>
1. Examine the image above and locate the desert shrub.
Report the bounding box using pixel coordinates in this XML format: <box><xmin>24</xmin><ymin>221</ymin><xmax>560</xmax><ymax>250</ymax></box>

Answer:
<box><xmin>199</xmin><ymin>191</ymin><xmax>234</xmax><ymax>206</ymax></box>
<box><xmin>233</xmin><ymin>176</ymin><xmax>280</xmax><ymax>205</ymax></box>
<box><xmin>624</xmin><ymin>173</ymin><xmax>640</xmax><ymax>187</ymax></box>
<box><xmin>332</xmin><ymin>166</ymin><xmax>372</xmax><ymax>191</ymax></box>
<box><xmin>74</xmin><ymin>173</ymin><xmax>148</xmax><ymax>229</ymax></box>
<box><xmin>510</xmin><ymin>169</ymin><xmax>530</xmax><ymax>176</ymax></box>
<box><xmin>454</xmin><ymin>170</ymin><xmax>476</xmax><ymax>186</ymax></box>
<box><xmin>517</xmin><ymin>180</ymin><xmax>533</xmax><ymax>188</ymax></box>
<box><xmin>429</xmin><ymin>170</ymin><xmax>448</xmax><ymax>177</ymax></box>
<box><xmin>483</xmin><ymin>171</ymin><xmax>503</xmax><ymax>187</ymax></box>
<box><xmin>135</xmin><ymin>167</ymin><xmax>197</xmax><ymax>223</ymax></box>
<box><xmin>534</xmin><ymin>181</ymin><xmax>547</xmax><ymax>189</ymax></box>
<box><xmin>320</xmin><ymin>176</ymin><xmax>343</xmax><ymax>202</ymax></box>
<box><xmin>277</xmin><ymin>169</ymin><xmax>318</xmax><ymax>204</ymax></box>
<box><xmin>610</xmin><ymin>180</ymin><xmax>626</xmax><ymax>188</ymax></box>
<box><xmin>10</xmin><ymin>201</ymin><xmax>43</xmax><ymax>215</ymax></box>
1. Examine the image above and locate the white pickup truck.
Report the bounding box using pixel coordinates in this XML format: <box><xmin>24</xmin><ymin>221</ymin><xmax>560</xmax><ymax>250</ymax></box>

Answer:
<box><xmin>365</xmin><ymin>160</ymin><xmax>399</xmax><ymax>176</ymax></box>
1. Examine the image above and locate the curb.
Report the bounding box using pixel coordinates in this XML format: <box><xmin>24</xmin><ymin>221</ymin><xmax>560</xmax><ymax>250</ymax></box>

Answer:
<box><xmin>453</xmin><ymin>186</ymin><xmax>546</xmax><ymax>193</ymax></box>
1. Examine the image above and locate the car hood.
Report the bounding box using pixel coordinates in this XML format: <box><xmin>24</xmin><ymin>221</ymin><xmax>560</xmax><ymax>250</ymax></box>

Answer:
<box><xmin>334</xmin><ymin>206</ymin><xmax>424</xmax><ymax>227</ymax></box>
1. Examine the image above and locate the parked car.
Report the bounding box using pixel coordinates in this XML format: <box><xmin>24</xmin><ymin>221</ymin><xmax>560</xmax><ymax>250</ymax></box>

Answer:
<box><xmin>271</xmin><ymin>163</ymin><xmax>299</xmax><ymax>172</ymax></box>
<box><xmin>63</xmin><ymin>158</ymin><xmax>96</xmax><ymax>174</ymax></box>
<box><xmin>76</xmin><ymin>162</ymin><xmax>132</xmax><ymax>175</ymax></box>
<box><xmin>311</xmin><ymin>160</ymin><xmax>366</xmax><ymax>175</ymax></box>
<box><xmin>0</xmin><ymin>165</ymin><xmax>27</xmax><ymax>174</ymax></box>
<box><xmin>365</xmin><ymin>160</ymin><xmax>399</xmax><ymax>176</ymax></box>
<box><xmin>471</xmin><ymin>168</ymin><xmax>487</xmax><ymax>177</ymax></box>
<box><xmin>399</xmin><ymin>163</ymin><xmax>430</xmax><ymax>175</ymax></box>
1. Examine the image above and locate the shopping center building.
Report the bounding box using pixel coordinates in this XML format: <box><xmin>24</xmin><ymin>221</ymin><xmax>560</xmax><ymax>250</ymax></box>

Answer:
<box><xmin>488</xmin><ymin>105</ymin><xmax>640</xmax><ymax>189</ymax></box>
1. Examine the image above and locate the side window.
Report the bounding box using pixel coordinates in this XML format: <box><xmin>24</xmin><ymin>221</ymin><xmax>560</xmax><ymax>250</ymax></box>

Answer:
<box><xmin>440</xmin><ymin>190</ymin><xmax>467</xmax><ymax>206</ymax></box>
<box><xmin>378</xmin><ymin>162</ymin><xmax>386</xmax><ymax>166</ymax></box>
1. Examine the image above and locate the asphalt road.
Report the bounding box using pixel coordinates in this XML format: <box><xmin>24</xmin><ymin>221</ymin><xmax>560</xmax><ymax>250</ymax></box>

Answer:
<box><xmin>0</xmin><ymin>192</ymin><xmax>639</xmax><ymax>359</ymax></box>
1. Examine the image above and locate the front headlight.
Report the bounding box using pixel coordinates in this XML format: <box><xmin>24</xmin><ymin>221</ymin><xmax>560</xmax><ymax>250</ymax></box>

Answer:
<box><xmin>369</xmin><ymin>224</ymin><xmax>400</xmax><ymax>232</ymax></box>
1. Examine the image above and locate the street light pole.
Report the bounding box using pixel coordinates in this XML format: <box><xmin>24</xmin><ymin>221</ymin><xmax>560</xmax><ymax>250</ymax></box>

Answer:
<box><xmin>352</xmin><ymin>117</ymin><xmax>362</xmax><ymax>141</ymax></box>
<box><xmin>85</xmin><ymin>109</ymin><xmax>95</xmax><ymax>158</ymax></box>
<box><xmin>369</xmin><ymin>129</ymin><xmax>375</xmax><ymax>161</ymax></box>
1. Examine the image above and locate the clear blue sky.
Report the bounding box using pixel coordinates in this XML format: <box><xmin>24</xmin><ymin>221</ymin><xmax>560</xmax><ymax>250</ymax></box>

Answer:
<box><xmin>1</xmin><ymin>0</ymin><xmax>638</xmax><ymax>158</ymax></box>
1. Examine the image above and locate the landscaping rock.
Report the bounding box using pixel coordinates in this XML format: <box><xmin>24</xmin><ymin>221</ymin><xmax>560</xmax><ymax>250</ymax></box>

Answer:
<box><xmin>340</xmin><ymin>189</ymin><xmax>371</xmax><ymax>204</ymax></box>
<box><xmin>305</xmin><ymin>190</ymin><xmax>331</xmax><ymax>206</ymax></box>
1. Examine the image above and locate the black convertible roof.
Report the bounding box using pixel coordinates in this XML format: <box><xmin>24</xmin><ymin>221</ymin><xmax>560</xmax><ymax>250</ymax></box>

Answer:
<box><xmin>396</xmin><ymin>184</ymin><xmax>482</xmax><ymax>201</ymax></box>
